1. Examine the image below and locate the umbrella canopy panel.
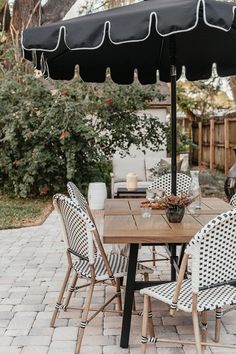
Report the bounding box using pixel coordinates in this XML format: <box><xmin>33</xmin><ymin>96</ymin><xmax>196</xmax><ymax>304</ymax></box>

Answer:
<box><xmin>22</xmin><ymin>0</ymin><xmax>236</xmax><ymax>83</ymax></box>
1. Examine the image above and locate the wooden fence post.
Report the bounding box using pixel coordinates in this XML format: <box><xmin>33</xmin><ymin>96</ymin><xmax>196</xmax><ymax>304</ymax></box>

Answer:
<box><xmin>224</xmin><ymin>118</ymin><xmax>230</xmax><ymax>174</ymax></box>
<box><xmin>210</xmin><ymin>119</ymin><xmax>215</xmax><ymax>170</ymax></box>
<box><xmin>198</xmin><ymin>121</ymin><xmax>202</xmax><ymax>169</ymax></box>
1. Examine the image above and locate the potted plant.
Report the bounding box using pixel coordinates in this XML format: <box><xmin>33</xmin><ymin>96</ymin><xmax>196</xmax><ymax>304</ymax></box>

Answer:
<box><xmin>159</xmin><ymin>194</ymin><xmax>193</xmax><ymax>223</ymax></box>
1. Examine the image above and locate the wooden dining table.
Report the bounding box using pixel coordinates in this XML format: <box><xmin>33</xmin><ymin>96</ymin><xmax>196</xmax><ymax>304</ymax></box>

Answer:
<box><xmin>103</xmin><ymin>197</ymin><xmax>231</xmax><ymax>348</ymax></box>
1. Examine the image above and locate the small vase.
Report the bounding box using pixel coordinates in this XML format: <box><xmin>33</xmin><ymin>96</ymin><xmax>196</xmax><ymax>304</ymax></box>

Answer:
<box><xmin>165</xmin><ymin>205</ymin><xmax>185</xmax><ymax>223</ymax></box>
<box><xmin>189</xmin><ymin>170</ymin><xmax>201</xmax><ymax>209</ymax></box>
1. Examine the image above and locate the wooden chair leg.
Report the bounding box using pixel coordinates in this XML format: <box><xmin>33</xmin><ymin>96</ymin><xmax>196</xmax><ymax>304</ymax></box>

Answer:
<box><xmin>50</xmin><ymin>265</ymin><xmax>72</xmax><ymax>327</ymax></box>
<box><xmin>76</xmin><ymin>281</ymin><xmax>95</xmax><ymax>354</ymax></box>
<box><xmin>116</xmin><ymin>277</ymin><xmax>122</xmax><ymax>313</ymax></box>
<box><xmin>192</xmin><ymin>299</ymin><xmax>204</xmax><ymax>354</ymax></box>
<box><xmin>143</xmin><ymin>273</ymin><xmax>155</xmax><ymax>338</ymax></box>
<box><xmin>147</xmin><ymin>296</ymin><xmax>155</xmax><ymax>338</ymax></box>
<box><xmin>141</xmin><ymin>294</ymin><xmax>149</xmax><ymax>354</ymax></box>
<box><xmin>63</xmin><ymin>272</ymin><xmax>78</xmax><ymax>310</ymax></box>
<box><xmin>214</xmin><ymin>309</ymin><xmax>222</xmax><ymax>343</ymax></box>
<box><xmin>201</xmin><ymin>311</ymin><xmax>207</xmax><ymax>351</ymax></box>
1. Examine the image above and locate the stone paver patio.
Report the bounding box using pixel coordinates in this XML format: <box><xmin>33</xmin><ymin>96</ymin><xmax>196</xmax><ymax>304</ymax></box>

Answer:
<box><xmin>0</xmin><ymin>210</ymin><xmax>235</xmax><ymax>354</ymax></box>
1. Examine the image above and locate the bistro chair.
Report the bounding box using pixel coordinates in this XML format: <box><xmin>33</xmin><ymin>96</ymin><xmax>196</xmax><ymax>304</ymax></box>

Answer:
<box><xmin>148</xmin><ymin>172</ymin><xmax>191</xmax><ymax>196</ymax></box>
<box><xmin>67</xmin><ymin>181</ymin><xmax>118</xmax><ymax>307</ymax></box>
<box><xmin>230</xmin><ymin>193</ymin><xmax>236</xmax><ymax>207</ymax></box>
<box><xmin>51</xmin><ymin>193</ymin><xmax>153</xmax><ymax>354</ymax></box>
<box><xmin>146</xmin><ymin>173</ymin><xmax>191</xmax><ymax>266</ymax></box>
<box><xmin>67</xmin><ymin>181</ymin><xmax>129</xmax><ymax>255</ymax></box>
<box><xmin>67</xmin><ymin>181</ymin><xmax>88</xmax><ymax>213</ymax></box>
<box><xmin>140</xmin><ymin>209</ymin><xmax>236</xmax><ymax>354</ymax></box>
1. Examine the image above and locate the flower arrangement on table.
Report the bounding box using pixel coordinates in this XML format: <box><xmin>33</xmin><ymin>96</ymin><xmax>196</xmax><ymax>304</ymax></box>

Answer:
<box><xmin>141</xmin><ymin>193</ymin><xmax>193</xmax><ymax>209</ymax></box>
<box><xmin>161</xmin><ymin>194</ymin><xmax>195</xmax><ymax>223</ymax></box>
<box><xmin>141</xmin><ymin>193</ymin><xmax>195</xmax><ymax>222</ymax></box>
<box><xmin>159</xmin><ymin>194</ymin><xmax>193</xmax><ymax>208</ymax></box>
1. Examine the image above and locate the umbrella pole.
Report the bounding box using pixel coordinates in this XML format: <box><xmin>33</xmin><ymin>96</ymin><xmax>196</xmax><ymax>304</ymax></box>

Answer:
<box><xmin>170</xmin><ymin>62</ymin><xmax>177</xmax><ymax>282</ymax></box>
<box><xmin>170</xmin><ymin>64</ymin><xmax>177</xmax><ymax>195</ymax></box>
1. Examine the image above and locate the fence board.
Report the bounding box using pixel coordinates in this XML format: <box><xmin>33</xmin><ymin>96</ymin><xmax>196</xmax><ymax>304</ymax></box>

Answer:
<box><xmin>192</xmin><ymin>116</ymin><xmax>236</xmax><ymax>173</ymax></box>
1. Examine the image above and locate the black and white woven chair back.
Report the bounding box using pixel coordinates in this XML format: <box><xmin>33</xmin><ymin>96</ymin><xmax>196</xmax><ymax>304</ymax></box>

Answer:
<box><xmin>186</xmin><ymin>209</ymin><xmax>236</xmax><ymax>293</ymax></box>
<box><xmin>230</xmin><ymin>193</ymin><xmax>236</xmax><ymax>208</ymax></box>
<box><xmin>67</xmin><ymin>181</ymin><xmax>88</xmax><ymax>213</ymax></box>
<box><xmin>53</xmin><ymin>194</ymin><xmax>95</xmax><ymax>263</ymax></box>
<box><xmin>148</xmin><ymin>173</ymin><xmax>191</xmax><ymax>196</ymax></box>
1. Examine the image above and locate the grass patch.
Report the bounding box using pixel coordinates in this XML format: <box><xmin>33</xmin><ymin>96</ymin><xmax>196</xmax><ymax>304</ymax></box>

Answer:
<box><xmin>0</xmin><ymin>195</ymin><xmax>53</xmax><ymax>229</ymax></box>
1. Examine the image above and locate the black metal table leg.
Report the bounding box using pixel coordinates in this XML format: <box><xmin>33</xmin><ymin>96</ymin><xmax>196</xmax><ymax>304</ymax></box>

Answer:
<box><xmin>120</xmin><ymin>243</ymin><xmax>139</xmax><ymax>348</ymax></box>
<box><xmin>170</xmin><ymin>244</ymin><xmax>177</xmax><ymax>281</ymax></box>
<box><xmin>178</xmin><ymin>243</ymin><xmax>186</xmax><ymax>268</ymax></box>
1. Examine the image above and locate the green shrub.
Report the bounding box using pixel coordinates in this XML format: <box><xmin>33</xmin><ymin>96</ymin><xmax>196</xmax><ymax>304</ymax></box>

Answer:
<box><xmin>0</xmin><ymin>43</ymin><xmax>167</xmax><ymax>197</ymax></box>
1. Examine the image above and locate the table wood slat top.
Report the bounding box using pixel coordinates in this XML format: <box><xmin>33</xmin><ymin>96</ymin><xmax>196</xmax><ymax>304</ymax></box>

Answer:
<box><xmin>103</xmin><ymin>198</ymin><xmax>231</xmax><ymax>244</ymax></box>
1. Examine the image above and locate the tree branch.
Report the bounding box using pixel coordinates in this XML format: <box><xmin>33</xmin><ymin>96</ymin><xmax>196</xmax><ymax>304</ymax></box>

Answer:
<box><xmin>41</xmin><ymin>0</ymin><xmax>78</xmax><ymax>24</ymax></box>
<box><xmin>26</xmin><ymin>1</ymin><xmax>41</xmax><ymax>28</ymax></box>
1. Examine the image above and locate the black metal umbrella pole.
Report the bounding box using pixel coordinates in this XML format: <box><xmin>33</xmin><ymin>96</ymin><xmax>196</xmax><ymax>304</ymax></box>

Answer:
<box><xmin>22</xmin><ymin>0</ymin><xmax>236</xmax><ymax>194</ymax></box>
<box><xmin>170</xmin><ymin>36</ymin><xmax>177</xmax><ymax>194</ymax></box>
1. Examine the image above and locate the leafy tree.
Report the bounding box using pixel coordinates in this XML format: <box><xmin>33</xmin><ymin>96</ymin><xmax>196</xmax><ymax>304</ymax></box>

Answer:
<box><xmin>177</xmin><ymin>78</ymin><xmax>233</xmax><ymax>121</ymax></box>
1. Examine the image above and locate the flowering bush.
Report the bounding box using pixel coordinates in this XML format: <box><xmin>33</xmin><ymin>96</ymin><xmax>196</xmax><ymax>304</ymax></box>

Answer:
<box><xmin>0</xmin><ymin>43</ymin><xmax>167</xmax><ymax>197</ymax></box>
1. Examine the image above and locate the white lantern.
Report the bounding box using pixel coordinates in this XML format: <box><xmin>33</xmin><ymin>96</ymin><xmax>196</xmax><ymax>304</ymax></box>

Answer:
<box><xmin>126</xmin><ymin>172</ymin><xmax>138</xmax><ymax>191</ymax></box>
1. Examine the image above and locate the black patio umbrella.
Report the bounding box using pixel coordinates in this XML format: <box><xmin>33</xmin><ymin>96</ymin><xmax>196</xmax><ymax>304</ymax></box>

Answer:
<box><xmin>22</xmin><ymin>0</ymin><xmax>236</xmax><ymax>194</ymax></box>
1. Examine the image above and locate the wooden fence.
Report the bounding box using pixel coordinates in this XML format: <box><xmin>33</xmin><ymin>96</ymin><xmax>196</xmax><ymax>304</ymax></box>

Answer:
<box><xmin>192</xmin><ymin>115</ymin><xmax>236</xmax><ymax>174</ymax></box>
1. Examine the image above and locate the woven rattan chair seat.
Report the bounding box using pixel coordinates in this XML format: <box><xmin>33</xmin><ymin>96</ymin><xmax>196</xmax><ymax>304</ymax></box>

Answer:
<box><xmin>74</xmin><ymin>253</ymin><xmax>152</xmax><ymax>281</ymax></box>
<box><xmin>141</xmin><ymin>279</ymin><xmax>236</xmax><ymax>312</ymax></box>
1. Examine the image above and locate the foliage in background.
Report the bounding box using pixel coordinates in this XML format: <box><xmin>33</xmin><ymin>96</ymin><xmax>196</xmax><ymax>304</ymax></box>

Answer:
<box><xmin>177</xmin><ymin>78</ymin><xmax>233</xmax><ymax>121</ymax></box>
<box><xmin>0</xmin><ymin>41</ymin><xmax>167</xmax><ymax>197</ymax></box>
<box><xmin>164</xmin><ymin>124</ymin><xmax>194</xmax><ymax>156</ymax></box>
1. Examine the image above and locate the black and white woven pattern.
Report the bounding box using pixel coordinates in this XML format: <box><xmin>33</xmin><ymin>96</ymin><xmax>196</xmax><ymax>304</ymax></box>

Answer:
<box><xmin>67</xmin><ymin>181</ymin><xmax>88</xmax><ymax>213</ymax></box>
<box><xmin>53</xmin><ymin>194</ymin><xmax>95</xmax><ymax>263</ymax></box>
<box><xmin>54</xmin><ymin>194</ymin><xmax>153</xmax><ymax>278</ymax></box>
<box><xmin>186</xmin><ymin>209</ymin><xmax>236</xmax><ymax>292</ymax></box>
<box><xmin>148</xmin><ymin>173</ymin><xmax>191</xmax><ymax>196</ymax></box>
<box><xmin>141</xmin><ymin>209</ymin><xmax>236</xmax><ymax>313</ymax></box>
<box><xmin>73</xmin><ymin>253</ymin><xmax>152</xmax><ymax>281</ymax></box>
<box><xmin>140</xmin><ymin>279</ymin><xmax>236</xmax><ymax>312</ymax></box>
<box><xmin>230</xmin><ymin>194</ymin><xmax>236</xmax><ymax>208</ymax></box>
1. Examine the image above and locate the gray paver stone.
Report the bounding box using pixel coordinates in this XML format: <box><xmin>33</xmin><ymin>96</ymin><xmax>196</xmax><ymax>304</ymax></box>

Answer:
<box><xmin>52</xmin><ymin>327</ymin><xmax>77</xmax><ymax>341</ymax></box>
<box><xmin>12</xmin><ymin>336</ymin><xmax>51</xmax><ymax>346</ymax></box>
<box><xmin>21</xmin><ymin>346</ymin><xmax>49</xmax><ymax>354</ymax></box>
<box><xmin>8</xmin><ymin>317</ymin><xmax>35</xmax><ymax>330</ymax></box>
<box><xmin>0</xmin><ymin>347</ymin><xmax>22</xmax><ymax>354</ymax></box>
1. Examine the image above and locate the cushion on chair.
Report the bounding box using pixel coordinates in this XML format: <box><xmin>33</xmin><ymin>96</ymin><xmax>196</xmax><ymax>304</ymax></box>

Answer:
<box><xmin>113</xmin><ymin>156</ymin><xmax>146</xmax><ymax>182</ymax></box>
<box><xmin>140</xmin><ymin>279</ymin><xmax>236</xmax><ymax>312</ymax></box>
<box><xmin>73</xmin><ymin>253</ymin><xmax>153</xmax><ymax>281</ymax></box>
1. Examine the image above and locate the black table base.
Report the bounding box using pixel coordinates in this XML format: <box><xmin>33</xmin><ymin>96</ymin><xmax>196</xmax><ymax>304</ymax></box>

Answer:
<box><xmin>120</xmin><ymin>243</ymin><xmax>182</xmax><ymax>348</ymax></box>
